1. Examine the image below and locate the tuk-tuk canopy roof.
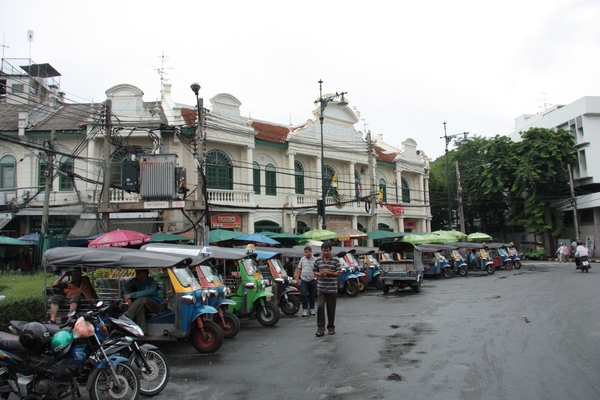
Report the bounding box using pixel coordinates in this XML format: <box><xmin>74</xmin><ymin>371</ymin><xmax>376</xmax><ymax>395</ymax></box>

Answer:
<box><xmin>226</xmin><ymin>247</ymin><xmax>282</xmax><ymax>260</ymax></box>
<box><xmin>44</xmin><ymin>247</ymin><xmax>193</xmax><ymax>269</ymax></box>
<box><xmin>351</xmin><ymin>246</ymin><xmax>378</xmax><ymax>255</ymax></box>
<box><xmin>416</xmin><ymin>244</ymin><xmax>460</xmax><ymax>252</ymax></box>
<box><xmin>141</xmin><ymin>243</ymin><xmax>257</xmax><ymax>261</ymax></box>
<box><xmin>378</xmin><ymin>241</ymin><xmax>416</xmax><ymax>254</ymax></box>
<box><xmin>484</xmin><ymin>242</ymin><xmax>512</xmax><ymax>249</ymax></box>
<box><xmin>452</xmin><ymin>242</ymin><xmax>487</xmax><ymax>249</ymax></box>
<box><xmin>254</xmin><ymin>246</ymin><xmax>305</xmax><ymax>259</ymax></box>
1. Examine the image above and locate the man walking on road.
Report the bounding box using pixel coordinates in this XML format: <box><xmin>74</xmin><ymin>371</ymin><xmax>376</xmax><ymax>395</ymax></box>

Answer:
<box><xmin>313</xmin><ymin>242</ymin><xmax>340</xmax><ymax>337</ymax></box>
<box><xmin>296</xmin><ymin>246</ymin><xmax>317</xmax><ymax>317</ymax></box>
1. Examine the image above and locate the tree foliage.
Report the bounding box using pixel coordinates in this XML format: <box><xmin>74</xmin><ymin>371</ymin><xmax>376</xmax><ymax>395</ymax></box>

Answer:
<box><xmin>429</xmin><ymin>128</ymin><xmax>576</xmax><ymax>238</ymax></box>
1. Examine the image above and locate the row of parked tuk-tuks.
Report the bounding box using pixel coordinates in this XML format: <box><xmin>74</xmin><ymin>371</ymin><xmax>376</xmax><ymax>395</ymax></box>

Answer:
<box><xmin>40</xmin><ymin>241</ymin><xmax>522</xmax><ymax>357</ymax></box>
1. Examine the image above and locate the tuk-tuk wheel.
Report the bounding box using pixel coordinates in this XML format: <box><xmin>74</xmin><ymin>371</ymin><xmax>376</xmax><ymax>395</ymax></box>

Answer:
<box><xmin>256</xmin><ymin>302</ymin><xmax>280</xmax><ymax>326</ymax></box>
<box><xmin>373</xmin><ymin>276</ymin><xmax>383</xmax><ymax>290</ymax></box>
<box><xmin>218</xmin><ymin>312</ymin><xmax>241</xmax><ymax>338</ymax></box>
<box><xmin>382</xmin><ymin>285</ymin><xmax>390</xmax><ymax>294</ymax></box>
<box><xmin>358</xmin><ymin>280</ymin><xmax>368</xmax><ymax>293</ymax></box>
<box><xmin>280</xmin><ymin>295</ymin><xmax>300</xmax><ymax>316</ymax></box>
<box><xmin>459</xmin><ymin>268</ymin><xmax>468</xmax><ymax>277</ymax></box>
<box><xmin>442</xmin><ymin>267</ymin><xmax>453</xmax><ymax>279</ymax></box>
<box><xmin>486</xmin><ymin>264</ymin><xmax>496</xmax><ymax>275</ymax></box>
<box><xmin>190</xmin><ymin>320</ymin><xmax>224</xmax><ymax>354</ymax></box>
<box><xmin>514</xmin><ymin>261</ymin><xmax>522</xmax><ymax>269</ymax></box>
<box><xmin>413</xmin><ymin>280</ymin><xmax>422</xmax><ymax>293</ymax></box>
<box><xmin>344</xmin><ymin>281</ymin><xmax>360</xmax><ymax>297</ymax></box>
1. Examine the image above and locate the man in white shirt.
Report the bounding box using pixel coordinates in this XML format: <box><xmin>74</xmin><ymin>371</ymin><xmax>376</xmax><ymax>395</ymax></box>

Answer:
<box><xmin>575</xmin><ymin>242</ymin><xmax>589</xmax><ymax>269</ymax></box>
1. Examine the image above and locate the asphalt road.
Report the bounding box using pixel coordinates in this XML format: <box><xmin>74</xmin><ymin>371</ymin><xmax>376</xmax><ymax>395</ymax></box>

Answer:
<box><xmin>31</xmin><ymin>261</ymin><xmax>600</xmax><ymax>400</ymax></box>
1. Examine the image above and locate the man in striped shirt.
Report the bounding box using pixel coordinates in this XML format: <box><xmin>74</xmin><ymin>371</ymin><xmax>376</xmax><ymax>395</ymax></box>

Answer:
<box><xmin>313</xmin><ymin>242</ymin><xmax>341</xmax><ymax>336</ymax></box>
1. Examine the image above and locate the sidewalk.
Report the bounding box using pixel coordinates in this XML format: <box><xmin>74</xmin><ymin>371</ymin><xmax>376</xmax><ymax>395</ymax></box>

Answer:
<box><xmin>545</xmin><ymin>257</ymin><xmax>600</xmax><ymax>263</ymax></box>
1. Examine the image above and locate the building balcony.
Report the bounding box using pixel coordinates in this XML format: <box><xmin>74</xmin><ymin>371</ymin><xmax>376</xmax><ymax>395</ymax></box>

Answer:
<box><xmin>207</xmin><ymin>189</ymin><xmax>254</xmax><ymax>205</ymax></box>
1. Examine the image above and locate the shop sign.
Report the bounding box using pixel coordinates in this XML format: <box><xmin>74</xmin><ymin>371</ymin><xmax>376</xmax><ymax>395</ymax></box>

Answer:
<box><xmin>211</xmin><ymin>214</ymin><xmax>241</xmax><ymax>229</ymax></box>
<box><xmin>404</xmin><ymin>219</ymin><xmax>416</xmax><ymax>230</ymax></box>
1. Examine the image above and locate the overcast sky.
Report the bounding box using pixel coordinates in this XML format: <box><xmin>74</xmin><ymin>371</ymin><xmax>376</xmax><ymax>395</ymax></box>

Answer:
<box><xmin>2</xmin><ymin>0</ymin><xmax>599</xmax><ymax>160</ymax></box>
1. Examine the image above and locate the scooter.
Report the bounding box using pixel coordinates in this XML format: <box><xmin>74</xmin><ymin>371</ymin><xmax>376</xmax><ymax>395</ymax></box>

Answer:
<box><xmin>576</xmin><ymin>255</ymin><xmax>591</xmax><ymax>273</ymax></box>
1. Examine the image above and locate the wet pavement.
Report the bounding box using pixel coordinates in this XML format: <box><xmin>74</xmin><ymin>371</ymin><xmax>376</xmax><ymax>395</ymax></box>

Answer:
<box><xmin>50</xmin><ymin>261</ymin><xmax>600</xmax><ymax>400</ymax></box>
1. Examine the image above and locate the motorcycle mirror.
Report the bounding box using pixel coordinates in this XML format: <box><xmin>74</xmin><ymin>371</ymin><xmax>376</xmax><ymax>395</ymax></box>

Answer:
<box><xmin>67</xmin><ymin>310</ymin><xmax>76</xmax><ymax>318</ymax></box>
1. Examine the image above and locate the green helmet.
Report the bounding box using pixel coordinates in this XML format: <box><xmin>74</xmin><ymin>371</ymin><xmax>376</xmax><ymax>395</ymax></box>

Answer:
<box><xmin>50</xmin><ymin>330</ymin><xmax>73</xmax><ymax>354</ymax></box>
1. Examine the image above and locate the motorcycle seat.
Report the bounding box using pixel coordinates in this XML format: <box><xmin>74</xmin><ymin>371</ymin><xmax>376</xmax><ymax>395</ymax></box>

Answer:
<box><xmin>0</xmin><ymin>331</ymin><xmax>26</xmax><ymax>352</ymax></box>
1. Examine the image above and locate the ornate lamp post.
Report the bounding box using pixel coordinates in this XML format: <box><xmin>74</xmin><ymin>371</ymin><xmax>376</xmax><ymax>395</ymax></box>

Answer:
<box><xmin>441</xmin><ymin>122</ymin><xmax>468</xmax><ymax>230</ymax></box>
<box><xmin>314</xmin><ymin>79</ymin><xmax>347</xmax><ymax>230</ymax></box>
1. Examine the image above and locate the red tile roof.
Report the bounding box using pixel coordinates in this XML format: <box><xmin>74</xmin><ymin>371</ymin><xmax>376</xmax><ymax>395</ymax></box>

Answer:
<box><xmin>251</xmin><ymin>121</ymin><xmax>289</xmax><ymax>144</ymax></box>
<box><xmin>375</xmin><ymin>145</ymin><xmax>397</xmax><ymax>163</ymax></box>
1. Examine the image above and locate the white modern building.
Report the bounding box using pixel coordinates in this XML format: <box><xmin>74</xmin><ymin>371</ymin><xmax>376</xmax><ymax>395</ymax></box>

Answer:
<box><xmin>509</xmin><ymin>96</ymin><xmax>600</xmax><ymax>256</ymax></box>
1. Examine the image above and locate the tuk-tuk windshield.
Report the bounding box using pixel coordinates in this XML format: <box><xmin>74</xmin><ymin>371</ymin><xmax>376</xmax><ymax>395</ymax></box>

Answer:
<box><xmin>451</xmin><ymin>250</ymin><xmax>462</xmax><ymax>259</ymax></box>
<box><xmin>434</xmin><ymin>252</ymin><xmax>446</xmax><ymax>261</ymax></box>
<box><xmin>270</xmin><ymin>258</ymin><xmax>285</xmax><ymax>275</ymax></box>
<box><xmin>199</xmin><ymin>264</ymin><xmax>220</xmax><ymax>283</ymax></box>
<box><xmin>479</xmin><ymin>249</ymin><xmax>490</xmax><ymax>258</ymax></box>
<box><xmin>365</xmin><ymin>254</ymin><xmax>377</xmax><ymax>264</ymax></box>
<box><xmin>498</xmin><ymin>248</ymin><xmax>509</xmax><ymax>256</ymax></box>
<box><xmin>345</xmin><ymin>253</ymin><xmax>358</xmax><ymax>265</ymax></box>
<box><xmin>337</xmin><ymin>257</ymin><xmax>349</xmax><ymax>268</ymax></box>
<box><xmin>242</xmin><ymin>258</ymin><xmax>258</xmax><ymax>275</ymax></box>
<box><xmin>172</xmin><ymin>266</ymin><xmax>201</xmax><ymax>291</ymax></box>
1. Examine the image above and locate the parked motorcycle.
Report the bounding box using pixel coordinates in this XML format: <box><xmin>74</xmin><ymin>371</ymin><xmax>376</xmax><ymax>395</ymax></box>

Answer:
<box><xmin>0</xmin><ymin>313</ymin><xmax>140</xmax><ymax>400</ymax></box>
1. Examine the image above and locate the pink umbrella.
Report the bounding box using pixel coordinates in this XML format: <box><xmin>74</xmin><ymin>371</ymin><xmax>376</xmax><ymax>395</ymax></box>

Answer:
<box><xmin>88</xmin><ymin>229</ymin><xmax>151</xmax><ymax>248</ymax></box>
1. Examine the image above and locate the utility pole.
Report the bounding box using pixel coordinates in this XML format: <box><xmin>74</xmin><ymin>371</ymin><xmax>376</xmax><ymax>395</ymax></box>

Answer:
<box><xmin>455</xmin><ymin>160</ymin><xmax>466</xmax><ymax>234</ymax></box>
<box><xmin>190</xmin><ymin>83</ymin><xmax>209</xmax><ymax>247</ymax></box>
<box><xmin>367</xmin><ymin>131</ymin><xmax>378</xmax><ymax>245</ymax></box>
<box><xmin>568</xmin><ymin>164</ymin><xmax>580</xmax><ymax>241</ymax></box>
<box><xmin>41</xmin><ymin>130</ymin><xmax>55</xmax><ymax>243</ymax></box>
<box><xmin>101</xmin><ymin>101</ymin><xmax>112</xmax><ymax>232</ymax></box>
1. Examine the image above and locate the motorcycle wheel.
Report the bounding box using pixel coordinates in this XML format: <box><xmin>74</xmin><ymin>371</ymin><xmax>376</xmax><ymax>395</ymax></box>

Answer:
<box><xmin>130</xmin><ymin>349</ymin><xmax>169</xmax><ymax>396</ymax></box>
<box><xmin>219</xmin><ymin>312</ymin><xmax>241</xmax><ymax>338</ymax></box>
<box><xmin>191</xmin><ymin>320</ymin><xmax>224</xmax><ymax>354</ymax></box>
<box><xmin>280</xmin><ymin>295</ymin><xmax>300</xmax><ymax>316</ymax></box>
<box><xmin>89</xmin><ymin>361</ymin><xmax>140</xmax><ymax>400</ymax></box>
<box><xmin>514</xmin><ymin>261</ymin><xmax>522</xmax><ymax>269</ymax></box>
<box><xmin>459</xmin><ymin>268</ymin><xmax>468</xmax><ymax>277</ymax></box>
<box><xmin>358</xmin><ymin>279</ymin><xmax>368</xmax><ymax>293</ymax></box>
<box><xmin>256</xmin><ymin>302</ymin><xmax>280</xmax><ymax>326</ymax></box>
<box><xmin>442</xmin><ymin>267</ymin><xmax>453</xmax><ymax>279</ymax></box>
<box><xmin>344</xmin><ymin>281</ymin><xmax>360</xmax><ymax>297</ymax></box>
<box><xmin>486</xmin><ymin>264</ymin><xmax>496</xmax><ymax>275</ymax></box>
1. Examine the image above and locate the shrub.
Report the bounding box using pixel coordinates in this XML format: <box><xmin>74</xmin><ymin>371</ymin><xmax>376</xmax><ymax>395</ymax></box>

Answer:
<box><xmin>0</xmin><ymin>273</ymin><xmax>47</xmax><ymax>330</ymax></box>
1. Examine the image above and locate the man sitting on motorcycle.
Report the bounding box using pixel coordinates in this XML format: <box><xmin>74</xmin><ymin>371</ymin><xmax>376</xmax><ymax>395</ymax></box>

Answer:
<box><xmin>575</xmin><ymin>242</ymin><xmax>589</xmax><ymax>270</ymax></box>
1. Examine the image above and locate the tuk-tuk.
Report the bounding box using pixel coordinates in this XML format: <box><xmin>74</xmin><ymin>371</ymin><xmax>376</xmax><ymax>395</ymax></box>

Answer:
<box><xmin>506</xmin><ymin>243</ymin><xmax>522</xmax><ymax>269</ymax></box>
<box><xmin>214</xmin><ymin>247</ymin><xmax>280</xmax><ymax>327</ymax></box>
<box><xmin>140</xmin><ymin>243</ymin><xmax>241</xmax><ymax>339</ymax></box>
<box><xmin>377</xmin><ymin>241</ymin><xmax>424</xmax><ymax>294</ymax></box>
<box><xmin>520</xmin><ymin>241</ymin><xmax>546</xmax><ymax>260</ymax></box>
<box><xmin>416</xmin><ymin>244</ymin><xmax>455</xmax><ymax>279</ymax></box>
<box><xmin>43</xmin><ymin>247</ymin><xmax>225</xmax><ymax>354</ymax></box>
<box><xmin>454</xmin><ymin>242</ymin><xmax>495</xmax><ymax>274</ymax></box>
<box><xmin>485</xmin><ymin>243</ymin><xmax>513</xmax><ymax>270</ymax></box>
<box><xmin>254</xmin><ymin>247</ymin><xmax>301</xmax><ymax>315</ymax></box>
<box><xmin>353</xmin><ymin>246</ymin><xmax>382</xmax><ymax>290</ymax></box>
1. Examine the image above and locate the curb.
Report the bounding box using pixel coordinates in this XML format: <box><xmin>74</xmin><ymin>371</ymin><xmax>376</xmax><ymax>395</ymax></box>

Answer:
<box><xmin>546</xmin><ymin>257</ymin><xmax>600</xmax><ymax>263</ymax></box>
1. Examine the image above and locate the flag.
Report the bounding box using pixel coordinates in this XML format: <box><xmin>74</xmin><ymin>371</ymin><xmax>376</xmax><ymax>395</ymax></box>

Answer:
<box><xmin>378</xmin><ymin>186</ymin><xmax>384</xmax><ymax>208</ymax></box>
<box><xmin>331</xmin><ymin>173</ymin><xmax>338</xmax><ymax>187</ymax></box>
<box><xmin>384</xmin><ymin>203</ymin><xmax>405</xmax><ymax>215</ymax></box>
<box><xmin>27</xmin><ymin>30</ymin><xmax>34</xmax><ymax>42</ymax></box>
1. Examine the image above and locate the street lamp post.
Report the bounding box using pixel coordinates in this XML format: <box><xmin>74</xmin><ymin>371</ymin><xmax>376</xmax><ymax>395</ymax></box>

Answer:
<box><xmin>314</xmin><ymin>79</ymin><xmax>347</xmax><ymax>230</ymax></box>
<box><xmin>191</xmin><ymin>82</ymin><xmax>210</xmax><ymax>247</ymax></box>
<box><xmin>441</xmin><ymin>122</ymin><xmax>468</xmax><ymax>230</ymax></box>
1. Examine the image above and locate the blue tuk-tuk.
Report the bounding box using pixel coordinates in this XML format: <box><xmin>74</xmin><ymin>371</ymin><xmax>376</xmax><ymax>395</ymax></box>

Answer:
<box><xmin>353</xmin><ymin>246</ymin><xmax>382</xmax><ymax>289</ymax></box>
<box><xmin>454</xmin><ymin>242</ymin><xmax>495</xmax><ymax>275</ymax></box>
<box><xmin>416</xmin><ymin>244</ymin><xmax>456</xmax><ymax>279</ymax></box>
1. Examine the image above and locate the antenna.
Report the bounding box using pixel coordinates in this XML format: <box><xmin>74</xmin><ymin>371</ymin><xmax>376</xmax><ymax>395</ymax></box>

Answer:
<box><xmin>1</xmin><ymin>32</ymin><xmax>9</xmax><ymax>65</ymax></box>
<box><xmin>539</xmin><ymin>92</ymin><xmax>552</xmax><ymax>112</ymax></box>
<box><xmin>361</xmin><ymin>118</ymin><xmax>369</xmax><ymax>134</ymax></box>
<box><xmin>150</xmin><ymin>51</ymin><xmax>173</xmax><ymax>98</ymax></box>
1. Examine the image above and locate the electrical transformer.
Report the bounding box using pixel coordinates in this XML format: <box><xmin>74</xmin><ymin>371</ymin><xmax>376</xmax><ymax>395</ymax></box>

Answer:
<box><xmin>139</xmin><ymin>154</ymin><xmax>178</xmax><ymax>200</ymax></box>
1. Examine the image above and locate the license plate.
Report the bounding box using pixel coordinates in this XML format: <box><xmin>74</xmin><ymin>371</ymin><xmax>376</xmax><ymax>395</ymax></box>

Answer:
<box><xmin>582</xmin><ymin>261</ymin><xmax>590</xmax><ymax>267</ymax></box>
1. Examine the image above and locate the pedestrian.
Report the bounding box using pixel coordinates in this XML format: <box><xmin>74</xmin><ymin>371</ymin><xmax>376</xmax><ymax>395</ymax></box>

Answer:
<box><xmin>21</xmin><ymin>253</ymin><xmax>33</xmax><ymax>274</ymax></box>
<box><xmin>121</xmin><ymin>268</ymin><xmax>162</xmax><ymax>334</ymax></box>
<box><xmin>295</xmin><ymin>246</ymin><xmax>317</xmax><ymax>317</ymax></box>
<box><xmin>313</xmin><ymin>242</ymin><xmax>341</xmax><ymax>337</ymax></box>
<box><xmin>571</xmin><ymin>240</ymin><xmax>578</xmax><ymax>257</ymax></box>
<box><xmin>559</xmin><ymin>243</ymin><xmax>570</xmax><ymax>263</ymax></box>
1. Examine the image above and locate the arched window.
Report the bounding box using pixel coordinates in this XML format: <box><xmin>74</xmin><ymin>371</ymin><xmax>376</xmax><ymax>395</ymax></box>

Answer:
<box><xmin>354</xmin><ymin>170</ymin><xmax>362</xmax><ymax>200</ymax></box>
<box><xmin>59</xmin><ymin>156</ymin><xmax>74</xmax><ymax>191</ymax></box>
<box><xmin>401</xmin><ymin>177</ymin><xmax>411</xmax><ymax>203</ymax></box>
<box><xmin>0</xmin><ymin>155</ymin><xmax>16</xmax><ymax>189</ymax></box>
<box><xmin>253</xmin><ymin>162</ymin><xmax>261</xmax><ymax>194</ymax></box>
<box><xmin>265</xmin><ymin>164</ymin><xmax>276</xmax><ymax>196</ymax></box>
<box><xmin>323</xmin><ymin>165</ymin><xmax>337</xmax><ymax>196</ymax></box>
<box><xmin>294</xmin><ymin>161</ymin><xmax>304</xmax><ymax>195</ymax></box>
<box><xmin>206</xmin><ymin>150</ymin><xmax>233</xmax><ymax>190</ymax></box>
<box><xmin>378</xmin><ymin>179</ymin><xmax>387</xmax><ymax>203</ymax></box>
<box><xmin>254</xmin><ymin>220</ymin><xmax>281</xmax><ymax>234</ymax></box>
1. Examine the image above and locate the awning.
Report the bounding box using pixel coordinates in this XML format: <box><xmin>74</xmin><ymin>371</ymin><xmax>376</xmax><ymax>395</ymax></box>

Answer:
<box><xmin>68</xmin><ymin>219</ymin><xmax>158</xmax><ymax>238</ymax></box>
<box><xmin>0</xmin><ymin>213</ymin><xmax>13</xmax><ymax>230</ymax></box>
<box><xmin>16</xmin><ymin>205</ymin><xmax>84</xmax><ymax>216</ymax></box>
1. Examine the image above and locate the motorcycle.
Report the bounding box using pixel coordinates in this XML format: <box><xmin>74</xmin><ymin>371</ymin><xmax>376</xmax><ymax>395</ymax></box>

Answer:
<box><xmin>0</xmin><ymin>313</ymin><xmax>140</xmax><ymax>400</ymax></box>
<box><xmin>576</xmin><ymin>255</ymin><xmax>591</xmax><ymax>273</ymax></box>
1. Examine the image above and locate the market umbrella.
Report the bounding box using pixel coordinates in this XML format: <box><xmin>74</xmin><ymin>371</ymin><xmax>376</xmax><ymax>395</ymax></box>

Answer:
<box><xmin>430</xmin><ymin>231</ymin><xmax>459</xmax><ymax>243</ymax></box>
<box><xmin>149</xmin><ymin>232</ymin><xmax>192</xmax><ymax>243</ymax></box>
<box><xmin>0</xmin><ymin>236</ymin><xmax>35</xmax><ymax>246</ymax></box>
<box><xmin>399</xmin><ymin>233</ymin><xmax>444</xmax><ymax>245</ymax></box>
<box><xmin>208</xmin><ymin>229</ymin><xmax>243</xmax><ymax>243</ymax></box>
<box><xmin>467</xmin><ymin>232</ymin><xmax>493</xmax><ymax>242</ymax></box>
<box><xmin>302</xmin><ymin>229</ymin><xmax>338</xmax><ymax>241</ymax></box>
<box><xmin>433</xmin><ymin>230</ymin><xmax>467</xmax><ymax>240</ymax></box>
<box><xmin>18</xmin><ymin>233</ymin><xmax>42</xmax><ymax>244</ymax></box>
<box><xmin>367</xmin><ymin>230</ymin><xmax>408</xmax><ymax>240</ymax></box>
<box><xmin>88</xmin><ymin>229</ymin><xmax>151</xmax><ymax>248</ymax></box>
<box><xmin>334</xmin><ymin>227</ymin><xmax>367</xmax><ymax>241</ymax></box>
<box><xmin>233</xmin><ymin>233</ymin><xmax>281</xmax><ymax>245</ymax></box>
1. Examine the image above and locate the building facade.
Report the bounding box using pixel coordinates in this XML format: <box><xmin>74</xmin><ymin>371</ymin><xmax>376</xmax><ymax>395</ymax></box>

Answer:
<box><xmin>0</xmin><ymin>60</ymin><xmax>432</xmax><ymax>243</ymax></box>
